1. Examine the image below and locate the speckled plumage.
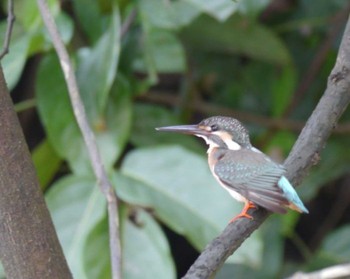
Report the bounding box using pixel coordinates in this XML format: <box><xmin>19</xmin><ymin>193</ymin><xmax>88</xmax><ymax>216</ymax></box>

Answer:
<box><xmin>199</xmin><ymin>116</ymin><xmax>252</xmax><ymax>148</ymax></box>
<box><xmin>211</xmin><ymin>148</ymin><xmax>291</xmax><ymax>214</ymax></box>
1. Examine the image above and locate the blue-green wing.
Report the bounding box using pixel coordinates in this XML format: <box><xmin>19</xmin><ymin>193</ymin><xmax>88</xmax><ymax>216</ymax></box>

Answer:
<box><xmin>214</xmin><ymin>149</ymin><xmax>290</xmax><ymax>213</ymax></box>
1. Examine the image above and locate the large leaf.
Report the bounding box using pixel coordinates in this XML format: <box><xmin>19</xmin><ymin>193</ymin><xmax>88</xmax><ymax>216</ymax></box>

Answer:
<box><xmin>15</xmin><ymin>0</ymin><xmax>58</xmax><ymax>31</ymax></box>
<box><xmin>36</xmin><ymin>55</ymin><xmax>86</xmax><ymax>173</ymax></box>
<box><xmin>13</xmin><ymin>0</ymin><xmax>73</xmax><ymax>56</ymax></box>
<box><xmin>100</xmin><ymin>75</ymin><xmax>133</xmax><ymax>170</ymax></box>
<box><xmin>122</xmin><ymin>208</ymin><xmax>176</xmax><ymax>279</ymax></box>
<box><xmin>236</xmin><ymin>0</ymin><xmax>271</xmax><ymax>17</ymax></box>
<box><xmin>271</xmin><ymin>66</ymin><xmax>297</xmax><ymax>117</ymax></box>
<box><xmin>83</xmin><ymin>207</ymin><xmax>176</xmax><ymax>279</ymax></box>
<box><xmin>116</xmin><ymin>145</ymin><xmax>262</xmax><ymax>266</ymax></box>
<box><xmin>2</xmin><ymin>32</ymin><xmax>30</xmax><ymax>90</ymax></box>
<box><xmin>134</xmin><ymin>29</ymin><xmax>186</xmax><ymax>76</ymax></box>
<box><xmin>77</xmin><ymin>7</ymin><xmax>121</xmax><ymax>117</ymax></box>
<box><xmin>46</xmin><ymin>175</ymin><xmax>106</xmax><ymax>279</ymax></box>
<box><xmin>319</xmin><ymin>225</ymin><xmax>350</xmax><ymax>262</ymax></box>
<box><xmin>32</xmin><ymin>139</ymin><xmax>62</xmax><ymax>190</ymax></box>
<box><xmin>184</xmin><ymin>0</ymin><xmax>238</xmax><ymax>21</ymax></box>
<box><xmin>36</xmin><ymin>55</ymin><xmax>131</xmax><ymax>174</ymax></box>
<box><xmin>138</xmin><ymin>0</ymin><xmax>237</xmax><ymax>29</ymax></box>
<box><xmin>0</xmin><ymin>21</ymin><xmax>30</xmax><ymax>89</ymax></box>
<box><xmin>73</xmin><ymin>0</ymin><xmax>107</xmax><ymax>43</ymax></box>
<box><xmin>138</xmin><ymin>0</ymin><xmax>200</xmax><ymax>30</ymax></box>
<box><xmin>181</xmin><ymin>15</ymin><xmax>291</xmax><ymax>65</ymax></box>
<box><xmin>259</xmin><ymin>216</ymin><xmax>285</xmax><ymax>277</ymax></box>
<box><xmin>83</xmin><ymin>217</ymin><xmax>111</xmax><ymax>279</ymax></box>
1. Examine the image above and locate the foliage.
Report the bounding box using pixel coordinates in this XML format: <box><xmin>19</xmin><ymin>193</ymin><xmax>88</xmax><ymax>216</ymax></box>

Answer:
<box><xmin>1</xmin><ymin>0</ymin><xmax>350</xmax><ymax>278</ymax></box>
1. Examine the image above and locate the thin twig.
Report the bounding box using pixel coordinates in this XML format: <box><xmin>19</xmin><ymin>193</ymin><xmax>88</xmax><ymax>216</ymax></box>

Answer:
<box><xmin>182</xmin><ymin>15</ymin><xmax>350</xmax><ymax>279</ymax></box>
<box><xmin>120</xmin><ymin>8</ymin><xmax>137</xmax><ymax>39</ymax></box>
<box><xmin>14</xmin><ymin>99</ymin><xmax>36</xmax><ymax>113</ymax></box>
<box><xmin>0</xmin><ymin>0</ymin><xmax>15</xmax><ymax>60</ymax></box>
<box><xmin>138</xmin><ymin>91</ymin><xmax>350</xmax><ymax>134</ymax></box>
<box><xmin>36</xmin><ymin>1</ymin><xmax>121</xmax><ymax>278</ymax></box>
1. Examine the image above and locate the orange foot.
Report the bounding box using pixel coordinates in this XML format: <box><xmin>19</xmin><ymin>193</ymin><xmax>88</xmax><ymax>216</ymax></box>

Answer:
<box><xmin>229</xmin><ymin>202</ymin><xmax>257</xmax><ymax>223</ymax></box>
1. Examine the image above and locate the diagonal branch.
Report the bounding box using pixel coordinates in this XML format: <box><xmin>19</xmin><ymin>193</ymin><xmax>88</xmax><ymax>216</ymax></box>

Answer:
<box><xmin>36</xmin><ymin>1</ymin><xmax>121</xmax><ymax>278</ymax></box>
<box><xmin>183</xmin><ymin>15</ymin><xmax>350</xmax><ymax>279</ymax></box>
<box><xmin>120</xmin><ymin>8</ymin><xmax>137</xmax><ymax>39</ymax></box>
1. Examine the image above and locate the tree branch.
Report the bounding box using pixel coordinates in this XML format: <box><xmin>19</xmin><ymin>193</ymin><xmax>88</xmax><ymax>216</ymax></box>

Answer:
<box><xmin>182</xmin><ymin>15</ymin><xmax>350</xmax><ymax>279</ymax></box>
<box><xmin>0</xmin><ymin>0</ymin><xmax>15</xmax><ymax>60</ymax></box>
<box><xmin>138</xmin><ymin>92</ymin><xmax>350</xmax><ymax>134</ymax></box>
<box><xmin>0</xmin><ymin>67</ymin><xmax>72</xmax><ymax>278</ymax></box>
<box><xmin>36</xmin><ymin>1</ymin><xmax>121</xmax><ymax>278</ymax></box>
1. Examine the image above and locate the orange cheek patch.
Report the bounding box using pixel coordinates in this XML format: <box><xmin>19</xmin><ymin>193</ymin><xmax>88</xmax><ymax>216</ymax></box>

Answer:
<box><xmin>199</xmin><ymin>125</ymin><xmax>211</xmax><ymax>131</ymax></box>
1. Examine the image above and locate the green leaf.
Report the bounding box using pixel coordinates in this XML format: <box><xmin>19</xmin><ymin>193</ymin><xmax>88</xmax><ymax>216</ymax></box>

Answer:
<box><xmin>32</xmin><ymin>139</ymin><xmax>62</xmax><ymax>190</ymax></box>
<box><xmin>260</xmin><ymin>216</ymin><xmax>284</xmax><ymax>276</ymax></box>
<box><xmin>130</xmin><ymin>104</ymin><xmax>201</xmax><ymax>152</ymax></box>
<box><xmin>0</xmin><ymin>23</ymin><xmax>30</xmax><ymax>89</ymax></box>
<box><xmin>271</xmin><ymin>66</ymin><xmax>297</xmax><ymax>117</ymax></box>
<box><xmin>46</xmin><ymin>175</ymin><xmax>106</xmax><ymax>279</ymax></box>
<box><xmin>319</xmin><ymin>225</ymin><xmax>350</xmax><ymax>262</ymax></box>
<box><xmin>77</xmin><ymin>7</ymin><xmax>121</xmax><ymax>116</ymax></box>
<box><xmin>100</xmin><ymin>75</ymin><xmax>133</xmax><ymax>170</ymax></box>
<box><xmin>50</xmin><ymin>12</ymin><xmax>74</xmax><ymax>46</ymax></box>
<box><xmin>122</xmin><ymin>208</ymin><xmax>176</xmax><ymax>279</ymax></box>
<box><xmin>15</xmin><ymin>0</ymin><xmax>58</xmax><ymax>31</ymax></box>
<box><xmin>183</xmin><ymin>0</ymin><xmax>238</xmax><ymax>21</ymax></box>
<box><xmin>84</xmin><ymin>217</ymin><xmax>111</xmax><ymax>279</ymax></box>
<box><xmin>138</xmin><ymin>0</ymin><xmax>200</xmax><ymax>30</ymax></box>
<box><xmin>172</xmin><ymin>1</ymin><xmax>202</xmax><ymax>27</ymax></box>
<box><xmin>73</xmin><ymin>0</ymin><xmax>107</xmax><ymax>43</ymax></box>
<box><xmin>83</xmin><ymin>206</ymin><xmax>176</xmax><ymax>279</ymax></box>
<box><xmin>36</xmin><ymin>54</ymin><xmax>88</xmax><ymax>174</ymax></box>
<box><xmin>236</xmin><ymin>0</ymin><xmax>271</xmax><ymax>17</ymax></box>
<box><xmin>266</xmin><ymin>131</ymin><xmax>297</xmax><ymax>156</ymax></box>
<box><xmin>134</xmin><ymin>29</ymin><xmax>186</xmax><ymax>74</ymax></box>
<box><xmin>36</xmin><ymin>55</ymin><xmax>131</xmax><ymax>174</ymax></box>
<box><xmin>117</xmin><ymin>145</ymin><xmax>262</xmax><ymax>266</ymax></box>
<box><xmin>181</xmin><ymin>15</ymin><xmax>291</xmax><ymax>65</ymax></box>
<box><xmin>13</xmin><ymin>0</ymin><xmax>73</xmax><ymax>56</ymax></box>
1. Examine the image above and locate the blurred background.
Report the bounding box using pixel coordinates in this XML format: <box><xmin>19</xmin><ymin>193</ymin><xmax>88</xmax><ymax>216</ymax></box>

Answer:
<box><xmin>1</xmin><ymin>0</ymin><xmax>350</xmax><ymax>278</ymax></box>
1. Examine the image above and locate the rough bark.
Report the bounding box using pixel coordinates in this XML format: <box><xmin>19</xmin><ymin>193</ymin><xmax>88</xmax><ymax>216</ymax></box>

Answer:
<box><xmin>0</xmin><ymin>66</ymin><xmax>72</xmax><ymax>279</ymax></box>
<box><xmin>183</xmin><ymin>15</ymin><xmax>350</xmax><ymax>279</ymax></box>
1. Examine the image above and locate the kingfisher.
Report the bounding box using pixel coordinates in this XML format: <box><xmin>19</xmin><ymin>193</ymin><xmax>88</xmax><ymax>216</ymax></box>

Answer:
<box><xmin>156</xmin><ymin>116</ymin><xmax>308</xmax><ymax>221</ymax></box>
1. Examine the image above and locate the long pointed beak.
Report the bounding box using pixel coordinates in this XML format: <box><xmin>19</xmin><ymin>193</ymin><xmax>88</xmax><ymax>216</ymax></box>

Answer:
<box><xmin>156</xmin><ymin>124</ymin><xmax>208</xmax><ymax>136</ymax></box>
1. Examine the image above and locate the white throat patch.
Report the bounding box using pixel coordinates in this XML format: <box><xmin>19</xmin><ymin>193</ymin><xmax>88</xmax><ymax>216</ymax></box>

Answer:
<box><xmin>212</xmin><ymin>131</ymin><xmax>241</xmax><ymax>151</ymax></box>
<box><xmin>196</xmin><ymin>131</ymin><xmax>241</xmax><ymax>153</ymax></box>
<box><xmin>196</xmin><ymin>135</ymin><xmax>219</xmax><ymax>154</ymax></box>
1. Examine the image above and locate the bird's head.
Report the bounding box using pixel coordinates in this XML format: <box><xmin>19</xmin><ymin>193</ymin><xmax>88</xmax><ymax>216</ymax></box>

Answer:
<box><xmin>156</xmin><ymin>116</ymin><xmax>252</xmax><ymax>151</ymax></box>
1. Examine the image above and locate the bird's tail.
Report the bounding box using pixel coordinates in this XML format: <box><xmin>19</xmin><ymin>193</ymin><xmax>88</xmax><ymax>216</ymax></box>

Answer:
<box><xmin>278</xmin><ymin>176</ymin><xmax>309</xmax><ymax>213</ymax></box>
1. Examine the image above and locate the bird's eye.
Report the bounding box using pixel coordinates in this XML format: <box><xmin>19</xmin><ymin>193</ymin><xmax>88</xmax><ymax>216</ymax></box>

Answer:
<box><xmin>211</xmin><ymin>124</ymin><xmax>219</xmax><ymax>131</ymax></box>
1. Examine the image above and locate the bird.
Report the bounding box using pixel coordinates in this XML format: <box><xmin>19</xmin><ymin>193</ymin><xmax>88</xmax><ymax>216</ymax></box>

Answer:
<box><xmin>156</xmin><ymin>116</ymin><xmax>308</xmax><ymax>222</ymax></box>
